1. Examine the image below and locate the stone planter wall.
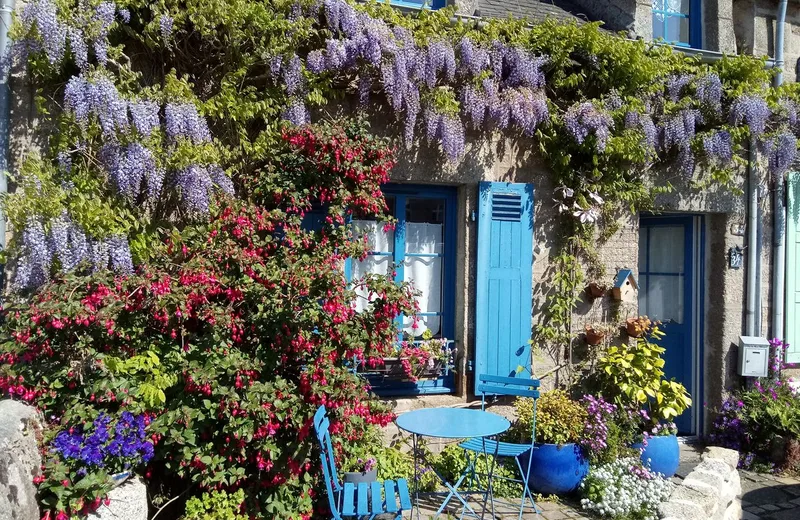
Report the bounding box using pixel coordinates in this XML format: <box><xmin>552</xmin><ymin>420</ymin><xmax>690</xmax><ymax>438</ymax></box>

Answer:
<box><xmin>0</xmin><ymin>400</ymin><xmax>44</xmax><ymax>520</ymax></box>
<box><xmin>658</xmin><ymin>446</ymin><xmax>742</xmax><ymax>520</ymax></box>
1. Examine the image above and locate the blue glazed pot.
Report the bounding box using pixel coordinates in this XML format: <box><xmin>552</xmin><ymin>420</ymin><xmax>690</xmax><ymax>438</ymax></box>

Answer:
<box><xmin>519</xmin><ymin>442</ymin><xmax>589</xmax><ymax>495</ymax></box>
<box><xmin>631</xmin><ymin>434</ymin><xmax>679</xmax><ymax>477</ymax></box>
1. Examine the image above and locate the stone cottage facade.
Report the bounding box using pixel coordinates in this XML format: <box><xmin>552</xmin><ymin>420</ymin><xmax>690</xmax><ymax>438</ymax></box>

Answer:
<box><xmin>6</xmin><ymin>1</ymin><xmax>800</xmax><ymax>437</ymax></box>
<box><xmin>355</xmin><ymin>0</ymin><xmax>800</xmax><ymax>438</ymax></box>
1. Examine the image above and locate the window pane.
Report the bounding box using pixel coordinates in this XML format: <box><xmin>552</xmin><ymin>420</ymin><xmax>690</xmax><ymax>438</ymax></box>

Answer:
<box><xmin>652</xmin><ymin>0</ymin><xmax>664</xmax><ymax>10</ymax></box>
<box><xmin>666</xmin><ymin>15</ymin><xmax>690</xmax><ymax>44</ymax></box>
<box><xmin>406</xmin><ymin>222</ymin><xmax>443</xmax><ymax>254</ymax></box>
<box><xmin>653</xmin><ymin>14</ymin><xmax>665</xmax><ymax>40</ymax></box>
<box><xmin>352</xmin><ymin>255</ymin><xmax>393</xmax><ymax>312</ymax></box>
<box><xmin>407</xmin><ymin>197</ymin><xmax>445</xmax><ymax>224</ymax></box>
<box><xmin>638</xmin><ymin>227</ymin><xmax>647</xmax><ymax>270</ymax></box>
<box><xmin>403</xmin><ymin>255</ymin><xmax>443</xmax><ymax>337</ymax></box>
<box><xmin>639</xmin><ymin>274</ymin><xmax>649</xmax><ymax>315</ymax></box>
<box><xmin>648</xmin><ymin>225</ymin><xmax>684</xmax><ymax>273</ymax></box>
<box><xmin>353</xmin><ymin>220</ymin><xmax>394</xmax><ymax>253</ymax></box>
<box><xmin>677</xmin><ymin>0</ymin><xmax>690</xmax><ymax>15</ymax></box>
<box><xmin>646</xmin><ymin>274</ymin><xmax>684</xmax><ymax>323</ymax></box>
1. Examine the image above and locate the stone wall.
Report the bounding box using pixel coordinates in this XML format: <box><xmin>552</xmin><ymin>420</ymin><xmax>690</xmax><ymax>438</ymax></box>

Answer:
<box><xmin>0</xmin><ymin>400</ymin><xmax>43</xmax><ymax>520</ymax></box>
<box><xmin>569</xmin><ymin>0</ymin><xmax>653</xmax><ymax>39</ymax></box>
<box><xmin>658</xmin><ymin>446</ymin><xmax>742</xmax><ymax>520</ymax></box>
<box><xmin>734</xmin><ymin>0</ymin><xmax>800</xmax><ymax>83</ymax></box>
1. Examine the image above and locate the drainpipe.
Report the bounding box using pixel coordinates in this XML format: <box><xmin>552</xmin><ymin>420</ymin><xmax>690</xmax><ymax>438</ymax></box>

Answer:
<box><xmin>746</xmin><ymin>136</ymin><xmax>759</xmax><ymax>336</ymax></box>
<box><xmin>772</xmin><ymin>0</ymin><xmax>788</xmax><ymax>342</ymax></box>
<box><xmin>0</xmin><ymin>0</ymin><xmax>14</xmax><ymax>255</ymax></box>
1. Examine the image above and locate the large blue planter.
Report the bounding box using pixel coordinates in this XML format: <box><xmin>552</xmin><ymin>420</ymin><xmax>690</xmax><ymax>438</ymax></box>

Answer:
<box><xmin>519</xmin><ymin>442</ymin><xmax>589</xmax><ymax>495</ymax></box>
<box><xmin>631</xmin><ymin>434</ymin><xmax>680</xmax><ymax>477</ymax></box>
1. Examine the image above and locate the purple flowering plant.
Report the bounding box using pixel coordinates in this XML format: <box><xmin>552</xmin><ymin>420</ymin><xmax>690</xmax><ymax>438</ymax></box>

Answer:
<box><xmin>39</xmin><ymin>412</ymin><xmax>154</xmax><ymax>514</ymax></box>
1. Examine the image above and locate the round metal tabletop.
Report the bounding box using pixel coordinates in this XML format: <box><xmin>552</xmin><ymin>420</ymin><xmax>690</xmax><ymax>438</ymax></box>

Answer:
<box><xmin>395</xmin><ymin>408</ymin><xmax>510</xmax><ymax>439</ymax></box>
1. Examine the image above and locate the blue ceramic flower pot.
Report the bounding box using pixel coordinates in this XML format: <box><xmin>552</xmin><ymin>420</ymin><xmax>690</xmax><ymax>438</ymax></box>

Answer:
<box><xmin>519</xmin><ymin>442</ymin><xmax>589</xmax><ymax>495</ymax></box>
<box><xmin>631</xmin><ymin>434</ymin><xmax>679</xmax><ymax>477</ymax></box>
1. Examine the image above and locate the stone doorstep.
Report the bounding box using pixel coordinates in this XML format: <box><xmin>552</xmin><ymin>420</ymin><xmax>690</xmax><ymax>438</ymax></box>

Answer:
<box><xmin>670</xmin><ymin>483</ymin><xmax>720</xmax><ymax>515</ymax></box>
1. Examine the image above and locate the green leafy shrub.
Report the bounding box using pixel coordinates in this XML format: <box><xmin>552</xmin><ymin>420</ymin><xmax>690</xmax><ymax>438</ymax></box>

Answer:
<box><xmin>594</xmin><ymin>324</ymin><xmax>692</xmax><ymax>426</ymax></box>
<box><xmin>184</xmin><ymin>490</ymin><xmax>248</xmax><ymax>520</ymax></box>
<box><xmin>431</xmin><ymin>444</ymin><xmax>522</xmax><ymax>499</ymax></box>
<box><xmin>512</xmin><ymin>390</ymin><xmax>587</xmax><ymax>445</ymax></box>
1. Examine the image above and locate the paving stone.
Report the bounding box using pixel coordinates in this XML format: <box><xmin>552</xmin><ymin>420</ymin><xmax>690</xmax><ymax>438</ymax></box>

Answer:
<box><xmin>745</xmin><ymin>506</ymin><xmax>767</xmax><ymax>513</ymax></box>
<box><xmin>776</xmin><ymin>501</ymin><xmax>796</xmax><ymax>509</ymax></box>
<box><xmin>760</xmin><ymin>503</ymin><xmax>781</xmax><ymax>511</ymax></box>
<box><xmin>791</xmin><ymin>497</ymin><xmax>800</xmax><ymax>505</ymax></box>
<box><xmin>760</xmin><ymin>508</ymin><xmax>800</xmax><ymax>520</ymax></box>
<box><xmin>782</xmin><ymin>484</ymin><xmax>800</xmax><ymax>496</ymax></box>
<box><xmin>541</xmin><ymin>512</ymin><xmax>569</xmax><ymax>520</ymax></box>
<box><xmin>742</xmin><ymin>512</ymin><xmax>762</xmax><ymax>520</ymax></box>
<box><xmin>742</xmin><ymin>486</ymin><xmax>795</xmax><ymax>505</ymax></box>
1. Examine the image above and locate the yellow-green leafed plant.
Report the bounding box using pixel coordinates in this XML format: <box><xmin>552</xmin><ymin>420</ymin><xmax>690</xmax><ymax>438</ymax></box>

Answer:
<box><xmin>513</xmin><ymin>390</ymin><xmax>587</xmax><ymax>445</ymax></box>
<box><xmin>596</xmin><ymin>324</ymin><xmax>692</xmax><ymax>422</ymax></box>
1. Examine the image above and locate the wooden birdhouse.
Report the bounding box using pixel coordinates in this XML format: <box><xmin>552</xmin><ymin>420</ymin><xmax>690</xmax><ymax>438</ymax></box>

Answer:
<box><xmin>612</xmin><ymin>269</ymin><xmax>638</xmax><ymax>303</ymax></box>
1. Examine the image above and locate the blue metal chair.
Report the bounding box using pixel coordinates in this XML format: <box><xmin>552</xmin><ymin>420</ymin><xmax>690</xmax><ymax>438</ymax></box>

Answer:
<box><xmin>313</xmin><ymin>405</ymin><xmax>413</xmax><ymax>520</ymax></box>
<box><xmin>458</xmin><ymin>374</ymin><xmax>541</xmax><ymax>520</ymax></box>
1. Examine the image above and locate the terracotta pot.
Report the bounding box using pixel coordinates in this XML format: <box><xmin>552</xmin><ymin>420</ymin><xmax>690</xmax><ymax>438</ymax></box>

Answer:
<box><xmin>585</xmin><ymin>282</ymin><xmax>605</xmax><ymax>299</ymax></box>
<box><xmin>626</xmin><ymin>318</ymin><xmax>644</xmax><ymax>337</ymax></box>
<box><xmin>584</xmin><ymin>326</ymin><xmax>605</xmax><ymax>345</ymax></box>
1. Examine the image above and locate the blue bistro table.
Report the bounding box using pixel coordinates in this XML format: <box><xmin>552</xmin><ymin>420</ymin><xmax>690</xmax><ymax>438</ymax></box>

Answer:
<box><xmin>396</xmin><ymin>408</ymin><xmax>511</xmax><ymax>519</ymax></box>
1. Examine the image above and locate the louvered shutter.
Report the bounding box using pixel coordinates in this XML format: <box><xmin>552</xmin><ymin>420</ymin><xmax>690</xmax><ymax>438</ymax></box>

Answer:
<box><xmin>475</xmin><ymin>182</ymin><xmax>535</xmax><ymax>393</ymax></box>
<box><xmin>786</xmin><ymin>173</ymin><xmax>800</xmax><ymax>363</ymax></box>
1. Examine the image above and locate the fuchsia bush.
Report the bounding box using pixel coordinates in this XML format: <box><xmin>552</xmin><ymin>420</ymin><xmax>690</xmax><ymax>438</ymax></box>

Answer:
<box><xmin>0</xmin><ymin>121</ymin><xmax>424</xmax><ymax>519</ymax></box>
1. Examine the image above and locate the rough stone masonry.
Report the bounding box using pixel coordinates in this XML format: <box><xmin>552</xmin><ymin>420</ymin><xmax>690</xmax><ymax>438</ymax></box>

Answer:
<box><xmin>658</xmin><ymin>446</ymin><xmax>742</xmax><ymax>520</ymax></box>
<box><xmin>0</xmin><ymin>400</ymin><xmax>43</xmax><ymax>520</ymax></box>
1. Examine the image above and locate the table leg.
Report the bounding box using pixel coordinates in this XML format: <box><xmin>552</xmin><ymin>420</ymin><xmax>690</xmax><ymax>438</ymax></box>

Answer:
<box><xmin>413</xmin><ymin>434</ymin><xmax>420</xmax><ymax>520</ymax></box>
<box><xmin>480</xmin><ymin>436</ymin><xmax>500</xmax><ymax>520</ymax></box>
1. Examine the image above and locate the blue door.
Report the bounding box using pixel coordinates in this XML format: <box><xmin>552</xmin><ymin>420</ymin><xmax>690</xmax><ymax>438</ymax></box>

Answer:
<box><xmin>639</xmin><ymin>215</ymin><xmax>702</xmax><ymax>435</ymax></box>
<box><xmin>475</xmin><ymin>182</ymin><xmax>534</xmax><ymax>393</ymax></box>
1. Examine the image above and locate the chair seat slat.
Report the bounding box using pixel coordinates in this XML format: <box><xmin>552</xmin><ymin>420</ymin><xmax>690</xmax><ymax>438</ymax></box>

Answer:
<box><xmin>342</xmin><ymin>483</ymin><xmax>356</xmax><ymax>516</ymax></box>
<box><xmin>459</xmin><ymin>438</ymin><xmax>533</xmax><ymax>458</ymax></box>
<box><xmin>356</xmin><ymin>482</ymin><xmax>369</xmax><ymax>515</ymax></box>
<box><xmin>383</xmin><ymin>479</ymin><xmax>398</xmax><ymax>513</ymax></box>
<box><xmin>370</xmin><ymin>481</ymin><xmax>383</xmax><ymax>513</ymax></box>
<box><xmin>396</xmin><ymin>478</ymin><xmax>412</xmax><ymax>510</ymax></box>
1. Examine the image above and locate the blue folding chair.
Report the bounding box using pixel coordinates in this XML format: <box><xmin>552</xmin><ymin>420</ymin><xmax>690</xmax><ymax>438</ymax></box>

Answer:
<box><xmin>458</xmin><ymin>374</ymin><xmax>541</xmax><ymax>520</ymax></box>
<box><xmin>313</xmin><ymin>405</ymin><xmax>413</xmax><ymax>520</ymax></box>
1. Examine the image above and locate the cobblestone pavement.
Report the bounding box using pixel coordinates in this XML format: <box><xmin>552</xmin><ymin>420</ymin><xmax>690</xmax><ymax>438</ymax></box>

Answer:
<box><xmin>412</xmin><ymin>442</ymin><xmax>800</xmax><ymax>519</ymax></box>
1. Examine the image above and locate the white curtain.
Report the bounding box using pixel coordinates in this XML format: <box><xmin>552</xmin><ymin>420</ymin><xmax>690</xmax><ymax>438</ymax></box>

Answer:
<box><xmin>352</xmin><ymin>220</ymin><xmax>393</xmax><ymax>313</ymax></box>
<box><xmin>402</xmin><ymin>222</ymin><xmax>443</xmax><ymax>337</ymax></box>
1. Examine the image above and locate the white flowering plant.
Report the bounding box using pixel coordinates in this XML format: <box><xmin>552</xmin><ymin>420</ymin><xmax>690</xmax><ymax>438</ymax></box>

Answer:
<box><xmin>580</xmin><ymin>457</ymin><xmax>674</xmax><ymax>520</ymax></box>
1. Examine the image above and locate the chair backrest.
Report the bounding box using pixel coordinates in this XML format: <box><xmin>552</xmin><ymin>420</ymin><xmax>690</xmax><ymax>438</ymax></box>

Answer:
<box><xmin>476</xmin><ymin>374</ymin><xmax>540</xmax><ymax>445</ymax></box>
<box><xmin>313</xmin><ymin>406</ymin><xmax>342</xmax><ymax>520</ymax></box>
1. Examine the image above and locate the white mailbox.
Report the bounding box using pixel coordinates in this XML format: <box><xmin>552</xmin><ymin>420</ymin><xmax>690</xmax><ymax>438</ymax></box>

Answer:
<box><xmin>737</xmin><ymin>336</ymin><xmax>770</xmax><ymax>378</ymax></box>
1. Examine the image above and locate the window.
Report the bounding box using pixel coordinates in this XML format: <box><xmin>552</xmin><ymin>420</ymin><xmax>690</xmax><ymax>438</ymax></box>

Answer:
<box><xmin>652</xmin><ymin>0</ymin><xmax>701</xmax><ymax>48</ymax></box>
<box><xmin>351</xmin><ymin>185</ymin><xmax>457</xmax><ymax>341</ymax></box>
<box><xmin>389</xmin><ymin>0</ymin><xmax>445</xmax><ymax>10</ymax></box>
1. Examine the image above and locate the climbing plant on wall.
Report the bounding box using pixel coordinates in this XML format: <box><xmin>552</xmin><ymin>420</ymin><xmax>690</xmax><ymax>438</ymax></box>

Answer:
<box><xmin>2</xmin><ymin>0</ymin><xmax>800</xmax><ymax>517</ymax></box>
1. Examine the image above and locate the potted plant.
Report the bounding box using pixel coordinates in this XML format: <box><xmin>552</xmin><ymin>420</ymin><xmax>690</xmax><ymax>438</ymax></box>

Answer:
<box><xmin>585</xmin><ymin>282</ymin><xmax>607</xmax><ymax>300</ymax></box>
<box><xmin>594</xmin><ymin>324</ymin><xmax>692</xmax><ymax>477</ymax></box>
<box><xmin>625</xmin><ymin>316</ymin><xmax>653</xmax><ymax>338</ymax></box>
<box><xmin>342</xmin><ymin>455</ymin><xmax>378</xmax><ymax>484</ymax></box>
<box><xmin>513</xmin><ymin>390</ymin><xmax>590</xmax><ymax>494</ymax></box>
<box><xmin>394</xmin><ymin>330</ymin><xmax>454</xmax><ymax>380</ymax></box>
<box><xmin>584</xmin><ymin>323</ymin><xmax>609</xmax><ymax>345</ymax></box>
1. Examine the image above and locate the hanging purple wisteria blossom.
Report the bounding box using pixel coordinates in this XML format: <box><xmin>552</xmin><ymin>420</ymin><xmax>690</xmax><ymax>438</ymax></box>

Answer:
<box><xmin>403</xmin><ymin>83</ymin><xmax>420</xmax><ymax>144</ymax></box>
<box><xmin>106</xmin><ymin>235</ymin><xmax>133</xmax><ymax>273</ymax></box>
<box><xmin>778</xmin><ymin>97</ymin><xmax>799</xmax><ymax>130</ymax></box>
<box><xmin>13</xmin><ymin>217</ymin><xmax>52</xmax><ymax>290</ymax></box>
<box><xmin>174</xmin><ymin>165</ymin><xmax>214</xmax><ymax>214</ymax></box>
<box><xmin>461</xmin><ymin>85</ymin><xmax>487</xmax><ymax>129</ymax></box>
<box><xmin>696</xmin><ymin>73</ymin><xmax>722</xmax><ymax>114</ymax></box>
<box><xmin>128</xmin><ymin>100</ymin><xmax>160</xmax><ymax>137</ymax></box>
<box><xmin>164</xmin><ymin>102</ymin><xmax>212</xmax><ymax>143</ymax></box>
<box><xmin>117</xmin><ymin>8</ymin><xmax>131</xmax><ymax>24</ymax></box>
<box><xmin>67</xmin><ymin>27</ymin><xmax>88</xmax><ymax>70</ymax></box>
<box><xmin>19</xmin><ymin>0</ymin><xmax>66</xmax><ymax>64</ymax></box>
<box><xmin>702</xmin><ymin>130</ymin><xmax>733</xmax><ymax>166</ymax></box>
<box><xmin>507</xmin><ymin>88</ymin><xmax>549</xmax><ymax>136</ymax></box>
<box><xmin>90</xmin><ymin>239</ymin><xmax>110</xmax><ymax>272</ymax></box>
<box><xmin>564</xmin><ymin>102</ymin><xmax>614</xmax><ymax>152</ymax></box>
<box><xmin>159</xmin><ymin>14</ymin><xmax>174</xmax><ymax>40</ymax></box>
<box><xmin>148</xmin><ymin>168</ymin><xmax>165</xmax><ymax>202</ymax></box>
<box><xmin>728</xmin><ymin>94</ymin><xmax>771</xmax><ymax>136</ymax></box>
<box><xmin>209</xmin><ymin>166</ymin><xmax>235</xmax><ymax>196</ymax></box>
<box><xmin>762</xmin><ymin>132</ymin><xmax>798</xmax><ymax>178</ymax></box>
<box><xmin>281</xmin><ymin>98</ymin><xmax>310</xmax><ymax>126</ymax></box>
<box><xmin>100</xmin><ymin>142</ymin><xmax>155</xmax><ymax>200</ymax></box>
<box><xmin>91</xmin><ymin>2</ymin><xmax>116</xmax><ymax>65</ymax></box>
<box><xmin>440</xmin><ymin>114</ymin><xmax>465</xmax><ymax>162</ymax></box>
<box><xmin>505</xmin><ymin>49</ymin><xmax>546</xmax><ymax>90</ymax></box>
<box><xmin>459</xmin><ymin>37</ymin><xmax>488</xmax><ymax>77</ymax></box>
<box><xmin>624</xmin><ymin>111</ymin><xmax>658</xmax><ymax>150</ymax></box>
<box><xmin>661</xmin><ymin>109</ymin><xmax>703</xmax><ymax>152</ymax></box>
<box><xmin>283</xmin><ymin>54</ymin><xmax>306</xmax><ymax>96</ymax></box>
<box><xmin>63</xmin><ymin>76</ymin><xmax>129</xmax><ymax>137</ymax></box>
<box><xmin>665</xmin><ymin>73</ymin><xmax>691</xmax><ymax>102</ymax></box>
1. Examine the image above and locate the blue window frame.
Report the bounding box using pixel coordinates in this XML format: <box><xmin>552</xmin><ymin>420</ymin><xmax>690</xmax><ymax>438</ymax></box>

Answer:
<box><xmin>652</xmin><ymin>0</ymin><xmax>701</xmax><ymax>48</ymax></box>
<box><xmin>389</xmin><ymin>0</ymin><xmax>446</xmax><ymax>10</ymax></box>
<box><xmin>349</xmin><ymin>183</ymin><xmax>458</xmax><ymax>395</ymax></box>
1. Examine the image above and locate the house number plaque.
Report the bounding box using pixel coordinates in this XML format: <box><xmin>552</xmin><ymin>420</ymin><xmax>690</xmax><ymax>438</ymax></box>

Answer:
<box><xmin>728</xmin><ymin>246</ymin><xmax>743</xmax><ymax>269</ymax></box>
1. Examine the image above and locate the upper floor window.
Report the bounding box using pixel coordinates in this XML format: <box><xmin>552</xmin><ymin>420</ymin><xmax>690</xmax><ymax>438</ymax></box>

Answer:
<box><xmin>652</xmin><ymin>0</ymin><xmax>701</xmax><ymax>48</ymax></box>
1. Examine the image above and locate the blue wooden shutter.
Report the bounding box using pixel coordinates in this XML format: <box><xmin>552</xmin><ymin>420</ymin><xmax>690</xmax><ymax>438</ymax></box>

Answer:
<box><xmin>786</xmin><ymin>173</ymin><xmax>800</xmax><ymax>363</ymax></box>
<box><xmin>475</xmin><ymin>182</ymin><xmax>534</xmax><ymax>393</ymax></box>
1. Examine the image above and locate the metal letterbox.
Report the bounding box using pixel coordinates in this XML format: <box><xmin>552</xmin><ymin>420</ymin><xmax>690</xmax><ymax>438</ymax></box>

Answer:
<box><xmin>737</xmin><ymin>336</ymin><xmax>770</xmax><ymax>378</ymax></box>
